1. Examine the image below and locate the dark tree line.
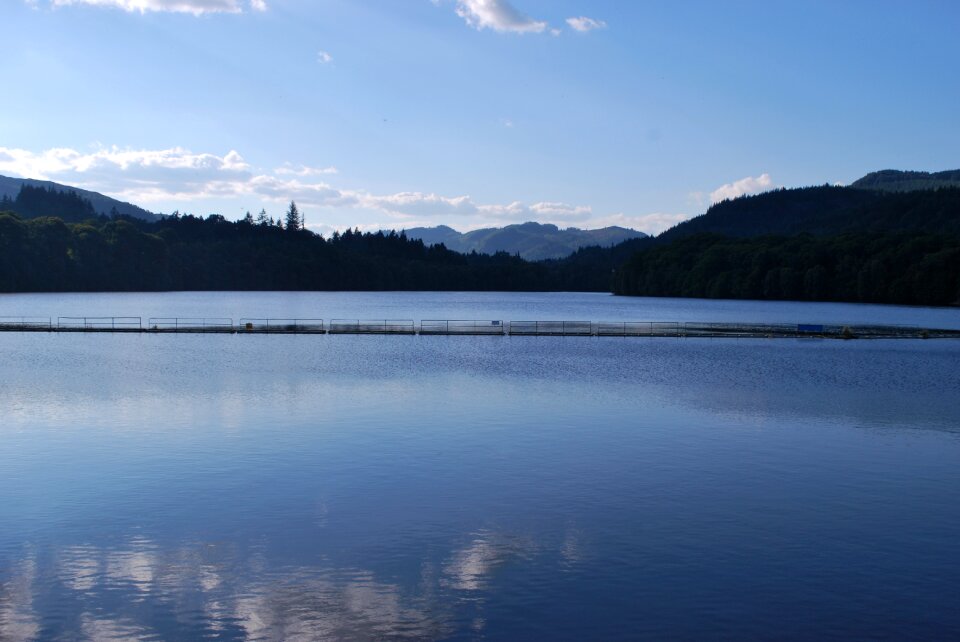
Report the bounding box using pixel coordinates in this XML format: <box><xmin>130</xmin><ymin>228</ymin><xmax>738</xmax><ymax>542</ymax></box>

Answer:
<box><xmin>614</xmin><ymin>232</ymin><xmax>960</xmax><ymax>306</ymax></box>
<box><xmin>0</xmin><ymin>206</ymin><xmax>590</xmax><ymax>293</ymax></box>
<box><xmin>3</xmin><ymin>182</ymin><xmax>960</xmax><ymax>305</ymax></box>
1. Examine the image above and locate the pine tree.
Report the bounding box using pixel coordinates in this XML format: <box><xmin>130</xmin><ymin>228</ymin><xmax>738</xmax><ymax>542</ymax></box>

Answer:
<box><xmin>285</xmin><ymin>201</ymin><xmax>301</xmax><ymax>231</ymax></box>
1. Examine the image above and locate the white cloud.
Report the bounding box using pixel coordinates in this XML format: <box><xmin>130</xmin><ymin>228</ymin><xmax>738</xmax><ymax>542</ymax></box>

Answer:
<box><xmin>0</xmin><ymin>146</ymin><xmax>249</xmax><ymax>186</ymax></box>
<box><xmin>44</xmin><ymin>0</ymin><xmax>266</xmax><ymax>15</ymax></box>
<box><xmin>0</xmin><ymin>145</ymin><xmax>353</xmax><ymax>208</ymax></box>
<box><xmin>454</xmin><ymin>0</ymin><xmax>547</xmax><ymax>34</ymax></box>
<box><xmin>0</xmin><ymin>144</ymin><xmax>693</xmax><ymax>236</ymax></box>
<box><xmin>566</xmin><ymin>16</ymin><xmax>606</xmax><ymax>32</ymax></box>
<box><xmin>527</xmin><ymin>201</ymin><xmax>591</xmax><ymax>218</ymax></box>
<box><xmin>317</xmin><ymin>50</ymin><xmax>333</xmax><ymax>64</ymax></box>
<box><xmin>365</xmin><ymin>192</ymin><xmax>479</xmax><ymax>218</ymax></box>
<box><xmin>709</xmin><ymin>173</ymin><xmax>774</xmax><ymax>203</ymax></box>
<box><xmin>584</xmin><ymin>212</ymin><xmax>690</xmax><ymax>235</ymax></box>
<box><xmin>274</xmin><ymin>163</ymin><xmax>338</xmax><ymax>177</ymax></box>
<box><xmin>361</xmin><ymin>192</ymin><xmax>592</xmax><ymax>224</ymax></box>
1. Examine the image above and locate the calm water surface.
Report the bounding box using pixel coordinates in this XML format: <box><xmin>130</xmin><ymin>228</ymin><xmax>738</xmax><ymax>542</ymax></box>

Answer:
<box><xmin>1</xmin><ymin>290</ymin><xmax>960</xmax><ymax>329</ymax></box>
<box><xmin>1</xmin><ymin>292</ymin><xmax>959</xmax><ymax>640</ymax></box>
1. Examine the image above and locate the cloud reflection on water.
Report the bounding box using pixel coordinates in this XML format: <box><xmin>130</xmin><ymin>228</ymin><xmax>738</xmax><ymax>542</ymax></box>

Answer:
<box><xmin>3</xmin><ymin>532</ymin><xmax>551</xmax><ymax>640</ymax></box>
<box><xmin>442</xmin><ymin>530</ymin><xmax>537</xmax><ymax>592</ymax></box>
<box><xmin>0</xmin><ymin>556</ymin><xmax>40</xmax><ymax>642</ymax></box>
<box><xmin>0</xmin><ymin>523</ymin><xmax>590</xmax><ymax>639</ymax></box>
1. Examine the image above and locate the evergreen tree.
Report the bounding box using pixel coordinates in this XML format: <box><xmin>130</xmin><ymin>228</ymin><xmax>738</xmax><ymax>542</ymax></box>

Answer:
<box><xmin>285</xmin><ymin>201</ymin><xmax>301</xmax><ymax>231</ymax></box>
<box><xmin>12</xmin><ymin>185</ymin><xmax>97</xmax><ymax>222</ymax></box>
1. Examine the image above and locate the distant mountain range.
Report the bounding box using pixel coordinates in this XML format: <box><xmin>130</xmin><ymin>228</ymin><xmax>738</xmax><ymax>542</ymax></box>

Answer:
<box><xmin>402</xmin><ymin>222</ymin><xmax>647</xmax><ymax>260</ymax></box>
<box><xmin>0</xmin><ymin>174</ymin><xmax>158</xmax><ymax>221</ymax></box>
<box><xmin>850</xmin><ymin>169</ymin><xmax>960</xmax><ymax>192</ymax></box>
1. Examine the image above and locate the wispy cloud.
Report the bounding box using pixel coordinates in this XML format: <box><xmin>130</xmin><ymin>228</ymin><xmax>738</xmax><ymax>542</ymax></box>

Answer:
<box><xmin>274</xmin><ymin>163</ymin><xmax>338</xmax><ymax>177</ymax></box>
<box><xmin>0</xmin><ymin>146</ymin><xmax>352</xmax><ymax>207</ymax></box>
<box><xmin>0</xmin><ymin>145</ymin><xmax>624</xmax><ymax>230</ymax></box>
<box><xmin>588</xmin><ymin>212</ymin><xmax>690</xmax><ymax>236</ymax></box>
<box><xmin>362</xmin><ymin>193</ymin><xmax>591</xmax><ymax>223</ymax></box>
<box><xmin>566</xmin><ymin>16</ymin><xmax>606</xmax><ymax>32</ymax></box>
<box><xmin>316</xmin><ymin>50</ymin><xmax>333</xmax><ymax>64</ymax></box>
<box><xmin>710</xmin><ymin>173</ymin><xmax>774</xmax><ymax>203</ymax></box>
<box><xmin>453</xmin><ymin>0</ymin><xmax>547</xmax><ymax>34</ymax></box>
<box><xmin>41</xmin><ymin>0</ymin><xmax>266</xmax><ymax>15</ymax></box>
<box><xmin>0</xmin><ymin>145</ymin><xmax>684</xmax><ymax>233</ymax></box>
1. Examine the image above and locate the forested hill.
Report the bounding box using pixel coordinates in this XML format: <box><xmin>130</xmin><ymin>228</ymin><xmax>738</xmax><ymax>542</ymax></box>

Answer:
<box><xmin>850</xmin><ymin>169</ymin><xmax>960</xmax><ymax>192</ymax></box>
<box><xmin>0</xmin><ymin>174</ymin><xmax>158</xmax><ymax>222</ymax></box>
<box><xmin>613</xmin><ymin>185</ymin><xmax>960</xmax><ymax>306</ymax></box>
<box><xmin>654</xmin><ymin>185</ymin><xmax>960</xmax><ymax>242</ymax></box>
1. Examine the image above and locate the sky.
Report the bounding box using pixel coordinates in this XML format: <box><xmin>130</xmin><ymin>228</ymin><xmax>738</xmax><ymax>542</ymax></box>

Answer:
<box><xmin>1</xmin><ymin>0</ymin><xmax>958</xmax><ymax>236</ymax></box>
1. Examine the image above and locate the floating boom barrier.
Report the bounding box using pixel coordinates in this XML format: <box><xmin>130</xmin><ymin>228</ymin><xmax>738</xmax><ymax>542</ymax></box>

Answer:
<box><xmin>0</xmin><ymin>317</ymin><xmax>958</xmax><ymax>339</ymax></box>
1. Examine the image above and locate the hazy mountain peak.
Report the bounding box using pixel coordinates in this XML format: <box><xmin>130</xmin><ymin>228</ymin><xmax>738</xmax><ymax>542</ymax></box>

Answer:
<box><xmin>403</xmin><ymin>221</ymin><xmax>647</xmax><ymax>260</ymax></box>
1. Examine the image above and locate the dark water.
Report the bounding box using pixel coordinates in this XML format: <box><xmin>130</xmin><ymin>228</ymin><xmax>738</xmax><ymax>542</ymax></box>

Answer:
<box><xmin>1</xmin><ymin>293</ymin><xmax>959</xmax><ymax>640</ymax></box>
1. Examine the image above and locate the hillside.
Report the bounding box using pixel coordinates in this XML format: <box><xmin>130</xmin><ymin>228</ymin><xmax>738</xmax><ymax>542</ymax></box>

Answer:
<box><xmin>613</xmin><ymin>183</ymin><xmax>960</xmax><ymax>306</ymax></box>
<box><xmin>655</xmin><ymin>185</ymin><xmax>960</xmax><ymax>242</ymax></box>
<box><xmin>0</xmin><ymin>174</ymin><xmax>158</xmax><ymax>221</ymax></box>
<box><xmin>850</xmin><ymin>169</ymin><xmax>960</xmax><ymax>192</ymax></box>
<box><xmin>403</xmin><ymin>221</ymin><xmax>646</xmax><ymax>260</ymax></box>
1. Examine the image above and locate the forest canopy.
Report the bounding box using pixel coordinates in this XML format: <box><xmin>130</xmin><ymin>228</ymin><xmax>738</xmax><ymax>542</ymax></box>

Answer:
<box><xmin>1</xmin><ymin>183</ymin><xmax>959</xmax><ymax>306</ymax></box>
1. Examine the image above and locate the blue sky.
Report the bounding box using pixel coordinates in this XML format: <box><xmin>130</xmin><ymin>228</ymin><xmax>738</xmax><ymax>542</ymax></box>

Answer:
<box><xmin>1</xmin><ymin>0</ymin><xmax>958</xmax><ymax>235</ymax></box>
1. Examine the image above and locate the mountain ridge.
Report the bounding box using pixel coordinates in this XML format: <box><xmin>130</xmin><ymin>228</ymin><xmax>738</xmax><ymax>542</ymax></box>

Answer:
<box><xmin>402</xmin><ymin>221</ymin><xmax>647</xmax><ymax>260</ymax></box>
<box><xmin>652</xmin><ymin>183</ymin><xmax>960</xmax><ymax>242</ymax></box>
<box><xmin>850</xmin><ymin>169</ymin><xmax>960</xmax><ymax>192</ymax></box>
<box><xmin>0</xmin><ymin>174</ymin><xmax>158</xmax><ymax>221</ymax></box>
